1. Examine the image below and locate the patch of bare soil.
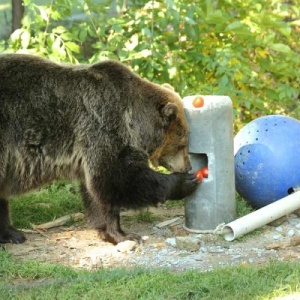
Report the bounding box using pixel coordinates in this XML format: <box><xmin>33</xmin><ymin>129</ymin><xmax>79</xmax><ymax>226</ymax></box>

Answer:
<box><xmin>4</xmin><ymin>206</ymin><xmax>300</xmax><ymax>271</ymax></box>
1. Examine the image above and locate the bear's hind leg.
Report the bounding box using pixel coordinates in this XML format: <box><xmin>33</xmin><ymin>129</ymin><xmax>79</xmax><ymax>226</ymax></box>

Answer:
<box><xmin>0</xmin><ymin>198</ymin><xmax>26</xmax><ymax>244</ymax></box>
<box><xmin>96</xmin><ymin>205</ymin><xmax>141</xmax><ymax>245</ymax></box>
<box><xmin>80</xmin><ymin>184</ymin><xmax>141</xmax><ymax>245</ymax></box>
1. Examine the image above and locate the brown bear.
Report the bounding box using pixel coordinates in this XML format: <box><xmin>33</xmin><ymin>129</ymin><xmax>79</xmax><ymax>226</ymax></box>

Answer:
<box><xmin>0</xmin><ymin>54</ymin><xmax>198</xmax><ymax>245</ymax></box>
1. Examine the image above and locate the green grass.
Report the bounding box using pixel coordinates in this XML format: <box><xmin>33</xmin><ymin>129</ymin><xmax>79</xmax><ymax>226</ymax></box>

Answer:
<box><xmin>236</xmin><ymin>193</ymin><xmax>254</xmax><ymax>217</ymax></box>
<box><xmin>0</xmin><ymin>250</ymin><xmax>299</xmax><ymax>300</ymax></box>
<box><xmin>165</xmin><ymin>199</ymin><xmax>185</xmax><ymax>208</ymax></box>
<box><xmin>10</xmin><ymin>185</ymin><xmax>252</xmax><ymax>231</ymax></box>
<box><xmin>133</xmin><ymin>209</ymin><xmax>160</xmax><ymax>223</ymax></box>
<box><xmin>10</xmin><ymin>181</ymin><xmax>83</xmax><ymax>228</ymax></box>
<box><xmin>2</xmin><ymin>184</ymin><xmax>299</xmax><ymax>300</ymax></box>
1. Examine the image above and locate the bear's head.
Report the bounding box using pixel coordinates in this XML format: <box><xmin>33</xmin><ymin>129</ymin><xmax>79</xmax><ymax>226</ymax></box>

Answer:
<box><xmin>89</xmin><ymin>60</ymin><xmax>191</xmax><ymax>173</ymax></box>
<box><xmin>148</xmin><ymin>84</ymin><xmax>192</xmax><ymax>173</ymax></box>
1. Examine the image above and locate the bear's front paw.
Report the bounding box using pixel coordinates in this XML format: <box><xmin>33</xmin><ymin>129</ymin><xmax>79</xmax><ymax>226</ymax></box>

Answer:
<box><xmin>182</xmin><ymin>172</ymin><xmax>199</xmax><ymax>195</ymax></box>
<box><xmin>0</xmin><ymin>226</ymin><xmax>26</xmax><ymax>244</ymax></box>
<box><xmin>168</xmin><ymin>172</ymin><xmax>198</xmax><ymax>200</ymax></box>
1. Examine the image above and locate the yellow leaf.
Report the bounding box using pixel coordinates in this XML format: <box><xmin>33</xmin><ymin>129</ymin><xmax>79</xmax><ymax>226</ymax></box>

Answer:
<box><xmin>256</xmin><ymin>49</ymin><xmax>269</xmax><ymax>58</ymax></box>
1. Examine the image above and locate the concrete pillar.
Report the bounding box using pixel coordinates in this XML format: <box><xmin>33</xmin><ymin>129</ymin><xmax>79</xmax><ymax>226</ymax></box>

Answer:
<box><xmin>183</xmin><ymin>95</ymin><xmax>236</xmax><ymax>231</ymax></box>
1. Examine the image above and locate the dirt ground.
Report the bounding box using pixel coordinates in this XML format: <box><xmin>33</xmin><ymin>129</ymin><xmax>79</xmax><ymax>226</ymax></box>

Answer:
<box><xmin>3</xmin><ymin>205</ymin><xmax>300</xmax><ymax>272</ymax></box>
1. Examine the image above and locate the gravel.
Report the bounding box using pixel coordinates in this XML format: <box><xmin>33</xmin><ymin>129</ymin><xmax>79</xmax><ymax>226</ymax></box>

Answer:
<box><xmin>4</xmin><ymin>210</ymin><xmax>300</xmax><ymax>272</ymax></box>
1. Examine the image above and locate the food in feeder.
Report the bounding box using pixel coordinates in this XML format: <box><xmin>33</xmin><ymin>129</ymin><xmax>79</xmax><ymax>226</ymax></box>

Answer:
<box><xmin>194</xmin><ymin>166</ymin><xmax>209</xmax><ymax>182</ymax></box>
<box><xmin>195</xmin><ymin>170</ymin><xmax>204</xmax><ymax>182</ymax></box>
<box><xmin>201</xmin><ymin>166</ymin><xmax>209</xmax><ymax>178</ymax></box>
<box><xmin>192</xmin><ymin>96</ymin><xmax>204</xmax><ymax>108</ymax></box>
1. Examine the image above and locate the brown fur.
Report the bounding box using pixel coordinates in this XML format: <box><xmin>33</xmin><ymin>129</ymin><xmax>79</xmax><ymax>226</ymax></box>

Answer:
<box><xmin>0</xmin><ymin>54</ymin><xmax>197</xmax><ymax>244</ymax></box>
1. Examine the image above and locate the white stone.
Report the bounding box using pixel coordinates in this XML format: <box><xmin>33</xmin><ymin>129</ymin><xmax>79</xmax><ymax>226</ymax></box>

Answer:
<box><xmin>165</xmin><ymin>237</ymin><xmax>176</xmax><ymax>247</ymax></box>
<box><xmin>115</xmin><ymin>240</ymin><xmax>137</xmax><ymax>253</ymax></box>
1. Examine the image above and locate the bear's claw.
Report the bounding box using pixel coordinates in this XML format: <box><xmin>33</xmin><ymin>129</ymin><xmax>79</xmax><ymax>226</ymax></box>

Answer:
<box><xmin>0</xmin><ymin>226</ymin><xmax>26</xmax><ymax>244</ymax></box>
<box><xmin>97</xmin><ymin>229</ymin><xmax>142</xmax><ymax>245</ymax></box>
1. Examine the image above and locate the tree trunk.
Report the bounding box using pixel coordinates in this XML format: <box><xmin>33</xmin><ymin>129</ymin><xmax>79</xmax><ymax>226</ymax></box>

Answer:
<box><xmin>12</xmin><ymin>0</ymin><xmax>24</xmax><ymax>32</ymax></box>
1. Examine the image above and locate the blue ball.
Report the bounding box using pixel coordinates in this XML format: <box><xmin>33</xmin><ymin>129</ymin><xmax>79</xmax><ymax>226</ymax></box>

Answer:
<box><xmin>234</xmin><ymin>115</ymin><xmax>300</xmax><ymax>208</ymax></box>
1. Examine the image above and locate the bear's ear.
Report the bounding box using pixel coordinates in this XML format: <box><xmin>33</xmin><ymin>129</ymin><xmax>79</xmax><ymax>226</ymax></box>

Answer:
<box><xmin>162</xmin><ymin>83</ymin><xmax>175</xmax><ymax>91</ymax></box>
<box><xmin>161</xmin><ymin>102</ymin><xmax>178</xmax><ymax>122</ymax></box>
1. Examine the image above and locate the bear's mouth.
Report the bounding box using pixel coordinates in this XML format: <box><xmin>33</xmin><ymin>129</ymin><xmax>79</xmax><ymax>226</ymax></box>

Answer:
<box><xmin>158</xmin><ymin>157</ymin><xmax>191</xmax><ymax>173</ymax></box>
<box><xmin>164</xmin><ymin>164</ymin><xmax>174</xmax><ymax>173</ymax></box>
<box><xmin>157</xmin><ymin>159</ymin><xmax>175</xmax><ymax>173</ymax></box>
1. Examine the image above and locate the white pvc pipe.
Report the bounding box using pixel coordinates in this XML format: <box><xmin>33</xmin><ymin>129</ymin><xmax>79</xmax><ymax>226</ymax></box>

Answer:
<box><xmin>221</xmin><ymin>190</ymin><xmax>300</xmax><ymax>241</ymax></box>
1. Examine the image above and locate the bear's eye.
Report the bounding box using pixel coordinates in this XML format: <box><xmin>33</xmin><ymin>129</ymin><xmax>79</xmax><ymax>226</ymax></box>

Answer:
<box><xmin>178</xmin><ymin>144</ymin><xmax>186</xmax><ymax>150</ymax></box>
<box><xmin>180</xmin><ymin>137</ymin><xmax>188</xmax><ymax>146</ymax></box>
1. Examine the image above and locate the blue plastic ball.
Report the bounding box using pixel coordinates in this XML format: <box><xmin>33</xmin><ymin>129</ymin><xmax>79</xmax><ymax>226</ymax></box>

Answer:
<box><xmin>234</xmin><ymin>115</ymin><xmax>300</xmax><ymax>208</ymax></box>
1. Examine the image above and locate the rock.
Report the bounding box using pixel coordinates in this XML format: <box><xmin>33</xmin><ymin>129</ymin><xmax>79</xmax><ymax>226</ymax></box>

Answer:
<box><xmin>175</xmin><ymin>236</ymin><xmax>200</xmax><ymax>252</ymax></box>
<box><xmin>288</xmin><ymin>217</ymin><xmax>299</xmax><ymax>226</ymax></box>
<box><xmin>161</xmin><ymin>249</ymin><xmax>169</xmax><ymax>255</ymax></box>
<box><xmin>200</xmin><ymin>246</ymin><xmax>208</xmax><ymax>253</ymax></box>
<box><xmin>207</xmin><ymin>246</ymin><xmax>225</xmax><ymax>253</ymax></box>
<box><xmin>275</xmin><ymin>226</ymin><xmax>283</xmax><ymax>232</ymax></box>
<box><xmin>287</xmin><ymin>229</ymin><xmax>295</xmax><ymax>237</ymax></box>
<box><xmin>165</xmin><ymin>237</ymin><xmax>176</xmax><ymax>247</ymax></box>
<box><xmin>115</xmin><ymin>240</ymin><xmax>137</xmax><ymax>253</ymax></box>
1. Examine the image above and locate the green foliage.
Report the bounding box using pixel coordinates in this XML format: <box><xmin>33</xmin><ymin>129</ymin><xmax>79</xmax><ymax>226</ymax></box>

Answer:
<box><xmin>236</xmin><ymin>193</ymin><xmax>254</xmax><ymax>217</ymax></box>
<box><xmin>133</xmin><ymin>208</ymin><xmax>160</xmax><ymax>223</ymax></box>
<box><xmin>10</xmin><ymin>181</ymin><xmax>83</xmax><ymax>228</ymax></box>
<box><xmin>1</xmin><ymin>0</ymin><xmax>300</xmax><ymax>126</ymax></box>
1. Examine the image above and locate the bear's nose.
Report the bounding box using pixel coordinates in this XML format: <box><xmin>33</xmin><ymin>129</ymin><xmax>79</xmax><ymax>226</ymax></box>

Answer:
<box><xmin>179</xmin><ymin>165</ymin><xmax>192</xmax><ymax>173</ymax></box>
<box><xmin>184</xmin><ymin>161</ymin><xmax>192</xmax><ymax>173</ymax></box>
